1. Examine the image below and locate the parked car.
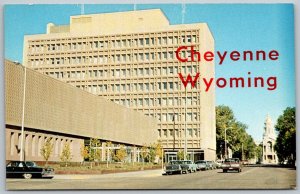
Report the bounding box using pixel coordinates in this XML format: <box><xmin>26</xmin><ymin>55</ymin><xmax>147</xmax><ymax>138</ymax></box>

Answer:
<box><xmin>180</xmin><ymin>160</ymin><xmax>197</xmax><ymax>173</ymax></box>
<box><xmin>164</xmin><ymin>160</ymin><xmax>183</xmax><ymax>175</ymax></box>
<box><xmin>195</xmin><ymin>160</ymin><xmax>209</xmax><ymax>171</ymax></box>
<box><xmin>164</xmin><ymin>160</ymin><xmax>197</xmax><ymax>175</ymax></box>
<box><xmin>6</xmin><ymin>161</ymin><xmax>54</xmax><ymax>179</ymax></box>
<box><xmin>207</xmin><ymin>161</ymin><xmax>218</xmax><ymax>169</ymax></box>
<box><xmin>221</xmin><ymin>158</ymin><xmax>242</xmax><ymax>173</ymax></box>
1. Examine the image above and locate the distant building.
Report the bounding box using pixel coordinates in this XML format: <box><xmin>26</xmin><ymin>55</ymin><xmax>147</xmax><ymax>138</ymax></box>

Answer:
<box><xmin>262</xmin><ymin>115</ymin><xmax>278</xmax><ymax>164</ymax></box>
<box><xmin>22</xmin><ymin>9</ymin><xmax>216</xmax><ymax>161</ymax></box>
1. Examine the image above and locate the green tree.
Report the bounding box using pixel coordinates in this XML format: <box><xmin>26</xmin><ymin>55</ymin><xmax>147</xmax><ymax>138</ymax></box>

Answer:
<box><xmin>216</xmin><ymin>105</ymin><xmax>257</xmax><ymax>160</ymax></box>
<box><xmin>40</xmin><ymin>138</ymin><xmax>54</xmax><ymax>166</ymax></box>
<box><xmin>148</xmin><ymin>144</ymin><xmax>156</xmax><ymax>163</ymax></box>
<box><xmin>255</xmin><ymin>143</ymin><xmax>263</xmax><ymax>163</ymax></box>
<box><xmin>60</xmin><ymin>142</ymin><xmax>72</xmax><ymax>167</ymax></box>
<box><xmin>106</xmin><ymin>141</ymin><xmax>113</xmax><ymax>168</ymax></box>
<box><xmin>80</xmin><ymin>143</ymin><xmax>89</xmax><ymax>163</ymax></box>
<box><xmin>154</xmin><ymin>142</ymin><xmax>163</xmax><ymax>163</ymax></box>
<box><xmin>177</xmin><ymin>149</ymin><xmax>184</xmax><ymax>160</ymax></box>
<box><xmin>141</xmin><ymin>144</ymin><xmax>149</xmax><ymax>167</ymax></box>
<box><xmin>88</xmin><ymin>138</ymin><xmax>101</xmax><ymax>162</ymax></box>
<box><xmin>115</xmin><ymin>145</ymin><xmax>127</xmax><ymax>164</ymax></box>
<box><xmin>274</xmin><ymin>107</ymin><xmax>296</xmax><ymax>165</ymax></box>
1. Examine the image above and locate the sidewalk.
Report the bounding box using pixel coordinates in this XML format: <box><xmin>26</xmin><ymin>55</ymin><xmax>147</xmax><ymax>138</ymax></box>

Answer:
<box><xmin>53</xmin><ymin>169</ymin><xmax>164</xmax><ymax>180</ymax></box>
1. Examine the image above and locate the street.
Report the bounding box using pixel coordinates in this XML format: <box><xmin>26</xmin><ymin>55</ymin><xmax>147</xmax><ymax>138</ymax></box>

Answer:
<box><xmin>6</xmin><ymin>166</ymin><xmax>296</xmax><ymax>190</ymax></box>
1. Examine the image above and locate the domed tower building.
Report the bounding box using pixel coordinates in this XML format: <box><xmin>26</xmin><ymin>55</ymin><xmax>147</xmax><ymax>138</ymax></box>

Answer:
<box><xmin>262</xmin><ymin>115</ymin><xmax>278</xmax><ymax>164</ymax></box>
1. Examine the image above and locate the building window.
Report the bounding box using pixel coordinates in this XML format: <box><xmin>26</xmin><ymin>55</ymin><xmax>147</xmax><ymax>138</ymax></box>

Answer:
<box><xmin>138</xmin><ymin>98</ymin><xmax>143</xmax><ymax>106</ymax></box>
<box><xmin>149</xmin><ymin>98</ymin><xmax>154</xmax><ymax>106</ymax></box>
<box><xmin>194</xmin><ymin>129</ymin><xmax>198</xmax><ymax>137</ymax></box>
<box><xmin>169</xmin><ymin>82</ymin><xmax>173</xmax><ymax>90</ymax></box>
<box><xmin>157</xmin><ymin>98</ymin><xmax>161</xmax><ymax>106</ymax></box>
<box><xmin>138</xmin><ymin>68</ymin><xmax>143</xmax><ymax>76</ymax></box>
<box><xmin>162</xmin><ymin>67</ymin><xmax>167</xmax><ymax>75</ymax></box>
<box><xmin>187</xmin><ymin>113</ymin><xmax>192</xmax><ymax>121</ymax></box>
<box><xmin>163</xmin><ymin>129</ymin><xmax>167</xmax><ymax>138</ymax></box>
<box><xmin>162</xmin><ymin>98</ymin><xmax>167</xmax><ymax>106</ymax></box>
<box><xmin>163</xmin><ymin>82</ymin><xmax>167</xmax><ymax>90</ymax></box>
<box><xmin>138</xmin><ymin>83</ymin><xmax>143</xmax><ymax>91</ymax></box>
<box><xmin>145</xmin><ymin>83</ymin><xmax>149</xmax><ymax>91</ymax></box>
<box><xmin>145</xmin><ymin>68</ymin><xmax>149</xmax><ymax>76</ymax></box>
<box><xmin>139</xmin><ymin>38</ymin><xmax>144</xmax><ymax>46</ymax></box>
<box><xmin>187</xmin><ymin>97</ymin><xmax>192</xmax><ymax>105</ymax></box>
<box><xmin>145</xmin><ymin>98</ymin><xmax>149</xmax><ymax>106</ymax></box>
<box><xmin>145</xmin><ymin>38</ymin><xmax>150</xmax><ymax>45</ymax></box>
<box><xmin>188</xmin><ymin>128</ymin><xmax>193</xmax><ymax>137</ymax></box>
<box><xmin>157</xmin><ymin>113</ymin><xmax>161</xmax><ymax>121</ymax></box>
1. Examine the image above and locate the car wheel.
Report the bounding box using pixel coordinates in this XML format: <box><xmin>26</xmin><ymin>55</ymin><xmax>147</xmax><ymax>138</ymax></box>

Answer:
<box><xmin>223</xmin><ymin>169</ymin><xmax>227</xmax><ymax>173</ymax></box>
<box><xmin>23</xmin><ymin>173</ymin><xmax>32</xmax><ymax>179</ymax></box>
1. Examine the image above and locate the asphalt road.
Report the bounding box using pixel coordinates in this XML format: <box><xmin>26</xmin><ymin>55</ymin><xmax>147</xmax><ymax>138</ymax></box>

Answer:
<box><xmin>6</xmin><ymin>166</ymin><xmax>296</xmax><ymax>190</ymax></box>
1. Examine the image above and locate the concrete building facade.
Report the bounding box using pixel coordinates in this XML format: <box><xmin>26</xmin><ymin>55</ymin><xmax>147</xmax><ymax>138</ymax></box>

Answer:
<box><xmin>23</xmin><ymin>9</ymin><xmax>216</xmax><ymax>161</ymax></box>
<box><xmin>5</xmin><ymin>60</ymin><xmax>157</xmax><ymax>162</ymax></box>
<box><xmin>262</xmin><ymin>115</ymin><xmax>278</xmax><ymax>164</ymax></box>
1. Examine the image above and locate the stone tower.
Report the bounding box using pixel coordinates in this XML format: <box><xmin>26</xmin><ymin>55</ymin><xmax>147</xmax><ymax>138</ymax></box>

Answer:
<box><xmin>262</xmin><ymin>114</ymin><xmax>278</xmax><ymax>164</ymax></box>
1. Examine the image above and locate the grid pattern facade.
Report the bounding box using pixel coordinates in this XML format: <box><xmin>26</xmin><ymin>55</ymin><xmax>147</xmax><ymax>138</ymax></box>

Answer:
<box><xmin>23</xmin><ymin>10</ymin><xmax>216</xmax><ymax>159</ymax></box>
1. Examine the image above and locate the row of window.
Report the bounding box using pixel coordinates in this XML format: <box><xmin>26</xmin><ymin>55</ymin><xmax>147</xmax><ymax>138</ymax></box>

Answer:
<box><xmin>74</xmin><ymin>81</ymin><xmax>198</xmax><ymax>93</ymax></box>
<box><xmin>158</xmin><ymin>128</ymin><xmax>199</xmax><ymax>138</ymax></box>
<box><xmin>112</xmin><ymin>97</ymin><xmax>198</xmax><ymax>108</ymax></box>
<box><xmin>45</xmin><ymin>65</ymin><xmax>198</xmax><ymax>79</ymax></box>
<box><xmin>29</xmin><ymin>35</ymin><xmax>198</xmax><ymax>53</ymax></box>
<box><xmin>29</xmin><ymin>49</ymin><xmax>196</xmax><ymax>66</ymax></box>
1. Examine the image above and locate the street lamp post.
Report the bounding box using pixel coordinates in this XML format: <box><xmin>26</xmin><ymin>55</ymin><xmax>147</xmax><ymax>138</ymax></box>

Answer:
<box><xmin>224</xmin><ymin>127</ymin><xmax>227</xmax><ymax>159</ymax></box>
<box><xmin>20</xmin><ymin>65</ymin><xmax>27</xmax><ymax>161</ymax></box>
<box><xmin>184</xmin><ymin>87</ymin><xmax>187</xmax><ymax>160</ymax></box>
<box><xmin>224</xmin><ymin>126</ymin><xmax>233</xmax><ymax>159</ymax></box>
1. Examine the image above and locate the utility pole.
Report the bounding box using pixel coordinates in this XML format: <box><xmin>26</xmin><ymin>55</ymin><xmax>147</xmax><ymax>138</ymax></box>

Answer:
<box><xmin>242</xmin><ymin>143</ymin><xmax>244</xmax><ymax>161</ymax></box>
<box><xmin>161</xmin><ymin>148</ymin><xmax>164</xmax><ymax>172</ymax></box>
<box><xmin>184</xmin><ymin>87</ymin><xmax>187</xmax><ymax>160</ymax></box>
<box><xmin>173</xmin><ymin>114</ymin><xmax>175</xmax><ymax>150</ymax></box>
<box><xmin>20</xmin><ymin>65</ymin><xmax>27</xmax><ymax>161</ymax></box>
<box><xmin>224</xmin><ymin>127</ymin><xmax>227</xmax><ymax>159</ymax></box>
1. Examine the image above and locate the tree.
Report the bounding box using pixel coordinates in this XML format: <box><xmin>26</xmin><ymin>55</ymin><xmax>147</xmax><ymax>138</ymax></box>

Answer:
<box><xmin>154</xmin><ymin>142</ymin><xmax>163</xmax><ymax>163</ymax></box>
<box><xmin>148</xmin><ymin>144</ymin><xmax>156</xmax><ymax>163</ymax></box>
<box><xmin>141</xmin><ymin>145</ymin><xmax>149</xmax><ymax>167</ymax></box>
<box><xmin>177</xmin><ymin>149</ymin><xmax>184</xmax><ymax>160</ymax></box>
<box><xmin>274</xmin><ymin>107</ymin><xmax>296</xmax><ymax>165</ymax></box>
<box><xmin>216</xmin><ymin>105</ymin><xmax>257</xmax><ymax>160</ymax></box>
<box><xmin>80</xmin><ymin>143</ymin><xmax>89</xmax><ymax>163</ymax></box>
<box><xmin>88</xmin><ymin>138</ymin><xmax>101</xmax><ymax>162</ymax></box>
<box><xmin>255</xmin><ymin>143</ymin><xmax>263</xmax><ymax>163</ymax></box>
<box><xmin>40</xmin><ymin>138</ymin><xmax>54</xmax><ymax>166</ymax></box>
<box><xmin>60</xmin><ymin>142</ymin><xmax>72</xmax><ymax>167</ymax></box>
<box><xmin>115</xmin><ymin>145</ymin><xmax>127</xmax><ymax>164</ymax></box>
<box><xmin>106</xmin><ymin>141</ymin><xmax>113</xmax><ymax>168</ymax></box>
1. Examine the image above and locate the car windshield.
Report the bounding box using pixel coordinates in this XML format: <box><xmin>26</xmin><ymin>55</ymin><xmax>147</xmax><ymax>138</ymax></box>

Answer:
<box><xmin>25</xmin><ymin>161</ymin><xmax>38</xmax><ymax>167</ymax></box>
<box><xmin>170</xmin><ymin>161</ymin><xmax>181</xmax><ymax>165</ymax></box>
<box><xmin>225</xmin><ymin>158</ymin><xmax>239</xmax><ymax>163</ymax></box>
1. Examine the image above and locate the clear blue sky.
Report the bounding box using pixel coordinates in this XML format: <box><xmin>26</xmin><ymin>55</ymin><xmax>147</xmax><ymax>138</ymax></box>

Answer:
<box><xmin>4</xmin><ymin>4</ymin><xmax>295</xmax><ymax>142</ymax></box>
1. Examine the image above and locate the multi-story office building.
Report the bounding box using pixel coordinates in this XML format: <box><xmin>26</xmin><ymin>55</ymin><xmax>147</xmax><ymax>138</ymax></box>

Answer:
<box><xmin>23</xmin><ymin>9</ymin><xmax>216</xmax><ymax>161</ymax></box>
